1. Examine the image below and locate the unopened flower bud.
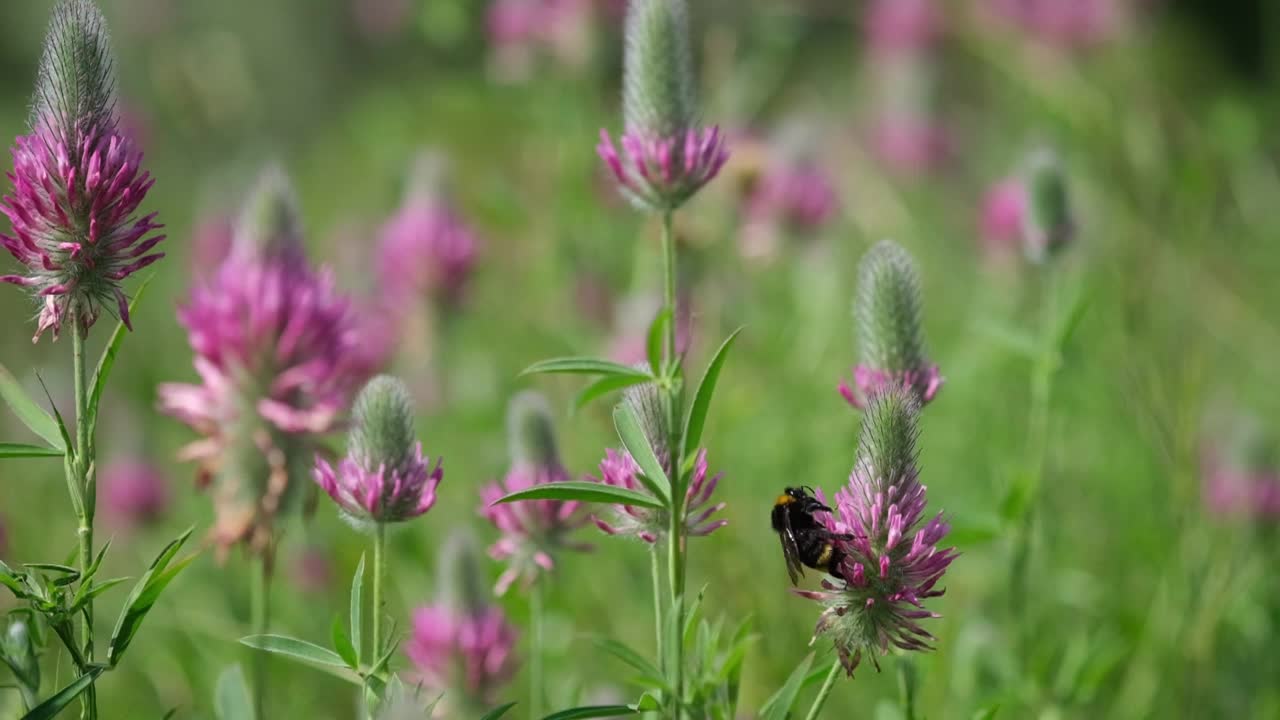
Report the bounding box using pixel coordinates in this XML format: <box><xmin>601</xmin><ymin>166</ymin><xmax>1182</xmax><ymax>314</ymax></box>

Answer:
<box><xmin>1022</xmin><ymin>148</ymin><xmax>1074</xmax><ymax>263</ymax></box>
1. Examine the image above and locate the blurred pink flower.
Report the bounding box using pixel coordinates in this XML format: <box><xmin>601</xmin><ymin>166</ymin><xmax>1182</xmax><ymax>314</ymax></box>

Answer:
<box><xmin>606</xmin><ymin>291</ymin><xmax>691</xmax><ymax>366</ymax></box>
<box><xmin>865</xmin><ymin>0</ymin><xmax>942</xmax><ymax>54</ymax></box>
<box><xmin>984</xmin><ymin>0</ymin><xmax>1130</xmax><ymax>48</ymax></box>
<box><xmin>741</xmin><ymin>155</ymin><xmax>839</xmax><ymax>259</ymax></box>
<box><xmin>351</xmin><ymin>0</ymin><xmax>415</xmax><ymax>40</ymax></box>
<box><xmin>101</xmin><ymin>459</ymin><xmax>170</xmax><ymax>529</ymax></box>
<box><xmin>839</xmin><ymin>365</ymin><xmax>943</xmax><ymax>411</ymax></box>
<box><xmin>405</xmin><ymin>603</ymin><xmax>519</xmax><ymax>706</ymax></box>
<box><xmin>159</xmin><ymin>170</ymin><xmax>378</xmax><ymax>554</ymax></box>
<box><xmin>871</xmin><ymin>115</ymin><xmax>951</xmax><ymax>175</ymax></box>
<box><xmin>979</xmin><ymin>178</ymin><xmax>1027</xmax><ymax>255</ymax></box>
<box><xmin>1202</xmin><ymin>456</ymin><xmax>1280</xmax><ymax>519</ymax></box>
<box><xmin>190</xmin><ymin>213</ymin><xmax>234</xmax><ymax>280</ymax></box>
<box><xmin>376</xmin><ymin>192</ymin><xmax>480</xmax><ymax>310</ymax></box>
<box><xmin>480</xmin><ymin>461</ymin><xmax>593</xmax><ymax>595</ymax></box>
<box><xmin>291</xmin><ymin>544</ymin><xmax>335</xmax><ymax>594</ymax></box>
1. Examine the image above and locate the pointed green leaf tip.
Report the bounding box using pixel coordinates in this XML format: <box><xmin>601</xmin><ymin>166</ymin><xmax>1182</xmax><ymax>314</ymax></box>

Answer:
<box><xmin>623</xmin><ymin>0</ymin><xmax>696</xmax><ymax>137</ymax></box>
<box><xmin>1022</xmin><ymin>148</ymin><xmax>1074</xmax><ymax>263</ymax></box>
<box><xmin>235</xmin><ymin>165</ymin><xmax>305</xmax><ymax>258</ymax></box>
<box><xmin>506</xmin><ymin>390</ymin><xmax>559</xmax><ymax>467</ymax></box>
<box><xmin>349</xmin><ymin>375</ymin><xmax>418</xmax><ymax>473</ymax></box>
<box><xmin>854</xmin><ymin>385</ymin><xmax>921</xmax><ymax>494</ymax></box>
<box><xmin>855</xmin><ymin>240</ymin><xmax>930</xmax><ymax>373</ymax></box>
<box><xmin>32</xmin><ymin>0</ymin><xmax>116</xmax><ymax>137</ymax></box>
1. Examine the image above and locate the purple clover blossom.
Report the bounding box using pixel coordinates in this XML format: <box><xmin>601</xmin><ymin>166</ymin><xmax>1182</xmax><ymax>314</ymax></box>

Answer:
<box><xmin>796</xmin><ymin>388</ymin><xmax>956</xmax><ymax>676</ymax></box>
<box><xmin>599</xmin><ymin>0</ymin><xmax>729</xmax><ymax>212</ymax></box>
<box><xmin>984</xmin><ymin>0</ymin><xmax>1129</xmax><ymax>49</ymax></box>
<box><xmin>598</xmin><ymin>128</ymin><xmax>730</xmax><ymax>212</ymax></box>
<box><xmin>159</xmin><ymin>168</ymin><xmax>378</xmax><ymax>553</ymax></box>
<box><xmin>100</xmin><ymin>459</ymin><xmax>170</xmax><ymax>529</ymax></box>
<box><xmin>839</xmin><ymin>365</ymin><xmax>943</xmax><ymax>411</ymax></box>
<box><xmin>376</xmin><ymin>160</ymin><xmax>480</xmax><ymax>310</ymax></box>
<box><xmin>314</xmin><ymin>375</ymin><xmax>442</xmax><ymax>526</ymax></box>
<box><xmin>314</xmin><ymin>443</ymin><xmax>442</xmax><ymax>525</ymax></box>
<box><xmin>1</xmin><ymin>1</ymin><xmax>163</xmax><ymax>342</ymax></box>
<box><xmin>591</xmin><ymin>448</ymin><xmax>725</xmax><ymax>542</ymax></box>
<box><xmin>405</xmin><ymin>603</ymin><xmax>519</xmax><ymax>707</ymax></box>
<box><xmin>480</xmin><ymin>462</ymin><xmax>593</xmax><ymax>595</ymax></box>
<box><xmin>480</xmin><ymin>391</ymin><xmax>591</xmax><ymax>595</ymax></box>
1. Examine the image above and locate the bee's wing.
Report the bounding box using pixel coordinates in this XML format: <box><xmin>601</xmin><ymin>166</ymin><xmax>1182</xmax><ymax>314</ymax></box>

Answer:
<box><xmin>779</xmin><ymin>510</ymin><xmax>804</xmax><ymax>585</ymax></box>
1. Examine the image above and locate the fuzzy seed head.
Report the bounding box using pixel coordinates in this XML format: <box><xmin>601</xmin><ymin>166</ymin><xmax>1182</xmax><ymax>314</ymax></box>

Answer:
<box><xmin>349</xmin><ymin>375</ymin><xmax>418</xmax><ymax>472</ymax></box>
<box><xmin>856</xmin><ymin>240</ymin><xmax>928</xmax><ymax>372</ymax></box>
<box><xmin>32</xmin><ymin>0</ymin><xmax>116</xmax><ymax>142</ymax></box>
<box><xmin>623</xmin><ymin>0</ymin><xmax>695</xmax><ymax>138</ymax></box>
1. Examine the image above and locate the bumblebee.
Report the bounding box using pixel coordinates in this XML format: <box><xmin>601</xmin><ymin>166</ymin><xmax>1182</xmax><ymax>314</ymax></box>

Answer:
<box><xmin>771</xmin><ymin>486</ymin><xmax>853</xmax><ymax>585</ymax></box>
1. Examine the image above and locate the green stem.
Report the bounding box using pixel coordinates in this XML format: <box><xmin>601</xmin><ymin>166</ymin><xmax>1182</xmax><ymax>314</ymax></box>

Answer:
<box><xmin>650</xmin><ymin>545</ymin><xmax>664</xmax><ymax>673</ymax></box>
<box><xmin>803</xmin><ymin>660</ymin><xmax>842</xmax><ymax>720</ymax></box>
<box><xmin>372</xmin><ymin>522</ymin><xmax>386</xmax><ymax>662</ymax></box>
<box><xmin>530</xmin><ymin>580</ymin><xmax>545</xmax><ymax>719</ymax></box>
<box><xmin>71</xmin><ymin>317</ymin><xmax>98</xmax><ymax>720</ymax></box>
<box><xmin>250</xmin><ymin>554</ymin><xmax>272</xmax><ymax>719</ymax></box>
<box><xmin>660</xmin><ymin>210</ymin><xmax>686</xmax><ymax>717</ymax></box>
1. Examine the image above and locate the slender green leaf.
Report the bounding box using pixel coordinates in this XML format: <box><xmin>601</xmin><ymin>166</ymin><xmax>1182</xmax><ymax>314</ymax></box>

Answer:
<box><xmin>480</xmin><ymin>702</ymin><xmax>518</xmax><ymax>720</ymax></box>
<box><xmin>540</xmin><ymin>705</ymin><xmax>639</xmax><ymax>719</ymax></box>
<box><xmin>682</xmin><ymin>328</ymin><xmax>742</xmax><ymax>461</ymax></box>
<box><xmin>0</xmin><ymin>363</ymin><xmax>62</xmax><ymax>451</ymax></box>
<box><xmin>87</xmin><ymin>273</ymin><xmax>155</xmax><ymax>440</ymax></box>
<box><xmin>613</xmin><ymin>404</ymin><xmax>670</xmax><ymax>503</ymax></box>
<box><xmin>489</xmin><ymin>481</ymin><xmax>664</xmax><ymax>510</ymax></box>
<box><xmin>22</xmin><ymin>564</ymin><xmax>78</xmax><ymax>576</ymax></box>
<box><xmin>240</xmin><ymin>635</ymin><xmax>348</xmax><ymax>668</ymax></box>
<box><xmin>72</xmin><ymin>577</ymin><xmax>130</xmax><ymax>610</ymax></box>
<box><xmin>573</xmin><ymin>374</ymin><xmax>651</xmax><ymax>412</ymax></box>
<box><xmin>19</xmin><ymin>666</ymin><xmax>103</xmax><ymax>720</ymax></box>
<box><xmin>591</xmin><ymin>637</ymin><xmax>662</xmax><ymax>681</ymax></box>
<box><xmin>1053</xmin><ymin>288</ymin><xmax>1091</xmax><ymax>351</ymax></box>
<box><xmin>331</xmin><ymin>616</ymin><xmax>358</xmax><ymax>669</ymax></box>
<box><xmin>108</xmin><ymin>529</ymin><xmax>197</xmax><ymax>666</ymax></box>
<box><xmin>350</xmin><ymin>553</ymin><xmax>365</xmax><ymax>667</ymax></box>
<box><xmin>162</xmin><ymin>709</ymin><xmax>179</xmax><ymax>720</ymax></box>
<box><xmin>646</xmin><ymin>308</ymin><xmax>672</xmax><ymax>376</ymax></box>
<box><xmin>215</xmin><ymin>664</ymin><xmax>255</xmax><ymax>720</ymax></box>
<box><xmin>0</xmin><ymin>443</ymin><xmax>63</xmax><ymax>459</ymax></box>
<box><xmin>758</xmin><ymin>651</ymin><xmax>814</xmax><ymax>720</ymax></box>
<box><xmin>521</xmin><ymin>358</ymin><xmax>652</xmax><ymax>379</ymax></box>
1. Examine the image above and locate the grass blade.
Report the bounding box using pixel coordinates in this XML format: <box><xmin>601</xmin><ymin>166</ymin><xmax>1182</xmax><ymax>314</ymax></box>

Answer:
<box><xmin>480</xmin><ymin>702</ymin><xmax>518</xmax><ymax>720</ymax></box>
<box><xmin>759</xmin><ymin>651</ymin><xmax>814</xmax><ymax>720</ymax></box>
<box><xmin>239</xmin><ymin>635</ymin><xmax>348</xmax><ymax>669</ymax></box>
<box><xmin>87</xmin><ymin>272</ymin><xmax>154</xmax><ymax>440</ymax></box>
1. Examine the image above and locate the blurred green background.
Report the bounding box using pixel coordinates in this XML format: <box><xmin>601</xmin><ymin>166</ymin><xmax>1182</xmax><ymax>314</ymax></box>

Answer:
<box><xmin>2</xmin><ymin>0</ymin><xmax>1279</xmax><ymax>718</ymax></box>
